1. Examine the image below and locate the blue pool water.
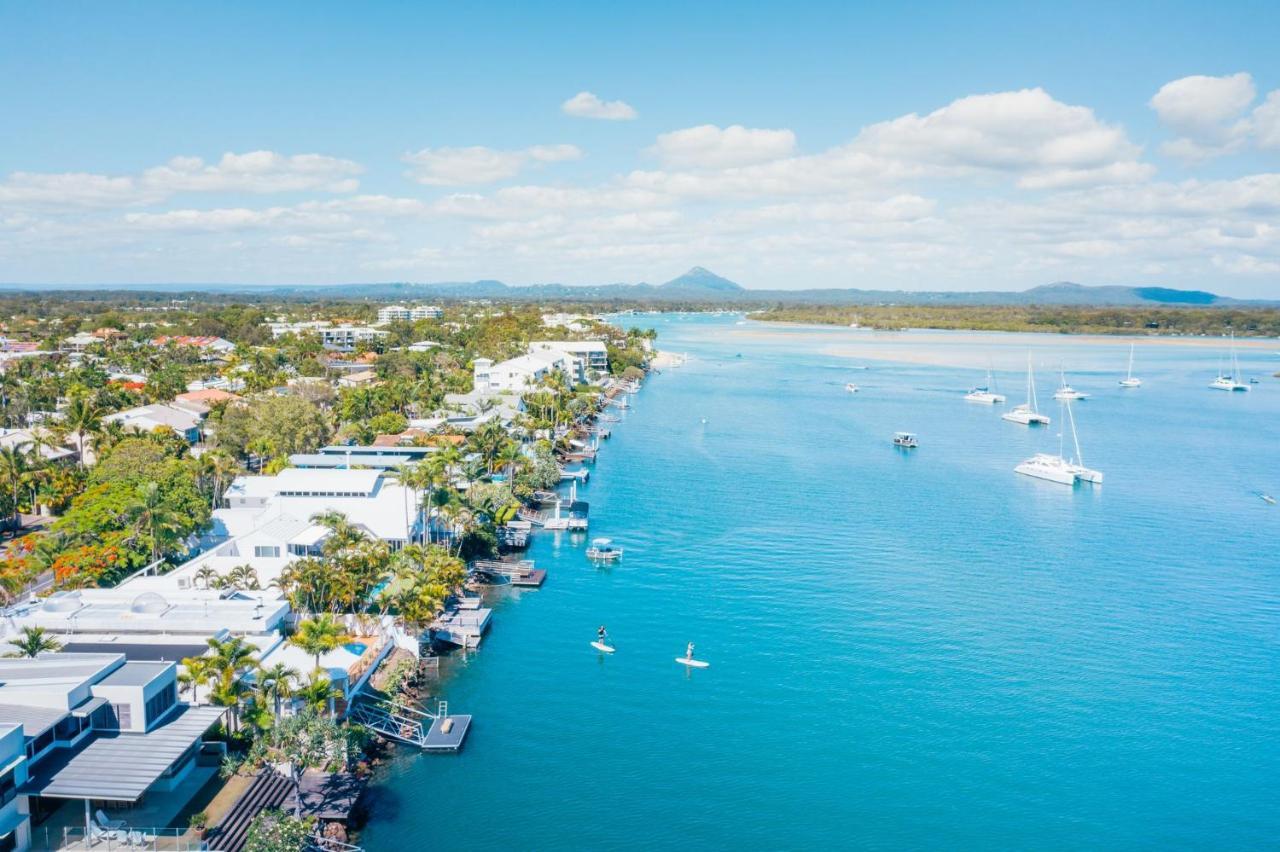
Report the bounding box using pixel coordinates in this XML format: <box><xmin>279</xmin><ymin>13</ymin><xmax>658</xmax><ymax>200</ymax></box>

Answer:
<box><xmin>344</xmin><ymin>642</ymin><xmax>368</xmax><ymax>656</ymax></box>
<box><xmin>361</xmin><ymin>314</ymin><xmax>1280</xmax><ymax>850</ymax></box>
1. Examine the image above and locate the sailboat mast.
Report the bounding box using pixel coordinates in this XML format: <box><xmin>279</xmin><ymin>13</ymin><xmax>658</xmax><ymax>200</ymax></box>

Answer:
<box><xmin>1126</xmin><ymin>344</ymin><xmax>1134</xmax><ymax>380</ymax></box>
<box><xmin>1067</xmin><ymin>398</ymin><xmax>1084</xmax><ymax>465</ymax></box>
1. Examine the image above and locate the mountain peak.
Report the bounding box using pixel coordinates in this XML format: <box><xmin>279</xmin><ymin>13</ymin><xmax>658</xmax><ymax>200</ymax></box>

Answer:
<box><xmin>660</xmin><ymin>266</ymin><xmax>743</xmax><ymax>293</ymax></box>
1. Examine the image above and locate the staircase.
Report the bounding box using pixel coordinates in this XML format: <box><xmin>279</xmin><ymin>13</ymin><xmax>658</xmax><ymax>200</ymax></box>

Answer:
<box><xmin>206</xmin><ymin>769</ymin><xmax>294</xmax><ymax>852</ymax></box>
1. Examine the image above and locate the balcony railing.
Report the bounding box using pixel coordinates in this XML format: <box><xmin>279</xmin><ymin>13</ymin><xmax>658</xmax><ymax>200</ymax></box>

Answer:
<box><xmin>59</xmin><ymin>826</ymin><xmax>207</xmax><ymax>851</ymax></box>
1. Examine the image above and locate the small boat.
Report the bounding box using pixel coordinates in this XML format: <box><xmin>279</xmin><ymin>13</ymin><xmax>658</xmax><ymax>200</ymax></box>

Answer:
<box><xmin>1210</xmin><ymin>332</ymin><xmax>1250</xmax><ymax>391</ymax></box>
<box><xmin>965</xmin><ymin>365</ymin><xmax>1006</xmax><ymax>404</ymax></box>
<box><xmin>1003</xmin><ymin>353</ymin><xmax>1051</xmax><ymax>426</ymax></box>
<box><xmin>586</xmin><ymin>538</ymin><xmax>623</xmax><ymax>561</ymax></box>
<box><xmin>845</xmin><ymin>382</ymin><xmax>860</xmax><ymax>393</ymax></box>
<box><xmin>1259</xmin><ymin>493</ymin><xmax>1276</xmax><ymax>505</ymax></box>
<box><xmin>1053</xmin><ymin>367</ymin><xmax>1090</xmax><ymax>400</ymax></box>
<box><xmin>1119</xmin><ymin>343</ymin><xmax>1142</xmax><ymax>388</ymax></box>
<box><xmin>892</xmin><ymin>431</ymin><xmax>918</xmax><ymax>448</ymax></box>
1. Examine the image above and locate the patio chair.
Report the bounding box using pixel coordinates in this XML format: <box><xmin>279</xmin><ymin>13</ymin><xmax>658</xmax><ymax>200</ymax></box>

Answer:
<box><xmin>127</xmin><ymin>828</ymin><xmax>156</xmax><ymax>847</ymax></box>
<box><xmin>90</xmin><ymin>823</ymin><xmax>124</xmax><ymax>844</ymax></box>
<box><xmin>95</xmin><ymin>809</ymin><xmax>127</xmax><ymax>831</ymax></box>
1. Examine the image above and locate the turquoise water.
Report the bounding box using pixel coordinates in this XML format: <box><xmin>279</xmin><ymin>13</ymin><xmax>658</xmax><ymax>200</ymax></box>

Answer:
<box><xmin>361</xmin><ymin>314</ymin><xmax>1280</xmax><ymax>850</ymax></box>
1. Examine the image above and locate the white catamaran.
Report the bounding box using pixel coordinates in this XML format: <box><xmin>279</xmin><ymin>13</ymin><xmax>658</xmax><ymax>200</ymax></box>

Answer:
<box><xmin>965</xmin><ymin>365</ymin><xmax>1006</xmax><ymax>404</ymax></box>
<box><xmin>1119</xmin><ymin>343</ymin><xmax>1142</xmax><ymax>388</ymax></box>
<box><xmin>1002</xmin><ymin>353</ymin><xmax>1051</xmax><ymax>425</ymax></box>
<box><xmin>1015</xmin><ymin>398</ymin><xmax>1102</xmax><ymax>486</ymax></box>
<box><xmin>1210</xmin><ymin>332</ymin><xmax>1249</xmax><ymax>391</ymax></box>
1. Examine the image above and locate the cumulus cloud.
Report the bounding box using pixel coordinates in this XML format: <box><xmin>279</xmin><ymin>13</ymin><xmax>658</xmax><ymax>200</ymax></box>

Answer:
<box><xmin>1150</xmin><ymin>73</ymin><xmax>1256</xmax><ymax>161</ymax></box>
<box><xmin>561</xmin><ymin>91</ymin><xmax>638</xmax><ymax>120</ymax></box>
<box><xmin>649</xmin><ymin>125</ymin><xmax>797</xmax><ymax>169</ymax></box>
<box><xmin>851</xmin><ymin>88</ymin><xmax>1151</xmax><ymax>188</ymax></box>
<box><xmin>1253</xmin><ymin>90</ymin><xmax>1280</xmax><ymax>149</ymax></box>
<box><xmin>402</xmin><ymin>144</ymin><xmax>583</xmax><ymax>186</ymax></box>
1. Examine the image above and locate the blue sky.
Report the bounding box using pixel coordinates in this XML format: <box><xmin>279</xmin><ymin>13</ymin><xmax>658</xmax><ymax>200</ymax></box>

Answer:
<box><xmin>2</xmin><ymin>1</ymin><xmax>1279</xmax><ymax>295</ymax></box>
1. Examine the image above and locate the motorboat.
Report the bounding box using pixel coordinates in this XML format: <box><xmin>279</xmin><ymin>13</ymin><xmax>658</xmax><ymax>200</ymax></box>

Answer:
<box><xmin>892</xmin><ymin>431</ymin><xmax>918</xmax><ymax>448</ymax></box>
<box><xmin>1119</xmin><ymin>343</ymin><xmax>1142</xmax><ymax>388</ymax></box>
<box><xmin>1003</xmin><ymin>353</ymin><xmax>1051</xmax><ymax>425</ymax></box>
<box><xmin>586</xmin><ymin>538</ymin><xmax>623</xmax><ymax>560</ymax></box>
<box><xmin>1053</xmin><ymin>367</ymin><xmax>1090</xmax><ymax>400</ymax></box>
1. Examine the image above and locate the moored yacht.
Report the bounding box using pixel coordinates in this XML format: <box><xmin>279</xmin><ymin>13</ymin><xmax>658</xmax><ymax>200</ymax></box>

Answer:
<box><xmin>1119</xmin><ymin>343</ymin><xmax>1142</xmax><ymax>388</ymax></box>
<box><xmin>892</xmin><ymin>431</ymin><xmax>918</xmax><ymax>448</ymax></box>
<box><xmin>1003</xmin><ymin>353</ymin><xmax>1051</xmax><ymax>425</ymax></box>
<box><xmin>1053</xmin><ymin>367</ymin><xmax>1090</xmax><ymax>400</ymax></box>
<box><xmin>1210</xmin><ymin>332</ymin><xmax>1249</xmax><ymax>391</ymax></box>
<box><xmin>965</xmin><ymin>366</ymin><xmax>1006</xmax><ymax>404</ymax></box>
<box><xmin>1014</xmin><ymin>399</ymin><xmax>1101</xmax><ymax>485</ymax></box>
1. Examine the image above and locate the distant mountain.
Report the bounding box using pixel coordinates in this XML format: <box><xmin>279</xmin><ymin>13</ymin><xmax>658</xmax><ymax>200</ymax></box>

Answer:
<box><xmin>0</xmin><ymin>273</ymin><xmax>1270</xmax><ymax>306</ymax></box>
<box><xmin>660</xmin><ymin>266</ymin><xmax>744</xmax><ymax>295</ymax></box>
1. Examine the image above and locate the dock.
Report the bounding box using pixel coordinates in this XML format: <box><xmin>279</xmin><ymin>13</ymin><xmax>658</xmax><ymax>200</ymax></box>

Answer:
<box><xmin>348</xmin><ymin>700</ymin><xmax>471</xmax><ymax>753</ymax></box>
<box><xmin>429</xmin><ymin>599</ymin><xmax>492</xmax><ymax>648</ymax></box>
<box><xmin>558</xmin><ymin>467</ymin><xmax>589</xmax><ymax>482</ymax></box>
<box><xmin>471</xmin><ymin>559</ymin><xmax>547</xmax><ymax>587</ymax></box>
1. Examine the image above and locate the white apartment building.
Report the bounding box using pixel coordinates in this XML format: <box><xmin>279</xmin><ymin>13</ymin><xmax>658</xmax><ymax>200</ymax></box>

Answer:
<box><xmin>319</xmin><ymin>325</ymin><xmax>389</xmax><ymax>351</ymax></box>
<box><xmin>377</xmin><ymin>304</ymin><xmax>443</xmax><ymax>324</ymax></box>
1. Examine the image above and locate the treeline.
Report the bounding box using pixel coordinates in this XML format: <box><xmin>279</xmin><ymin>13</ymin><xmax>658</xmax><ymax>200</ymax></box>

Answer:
<box><xmin>751</xmin><ymin>305</ymin><xmax>1280</xmax><ymax>337</ymax></box>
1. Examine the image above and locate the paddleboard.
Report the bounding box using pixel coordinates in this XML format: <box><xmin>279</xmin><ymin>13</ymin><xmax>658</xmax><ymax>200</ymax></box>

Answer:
<box><xmin>676</xmin><ymin>657</ymin><xmax>709</xmax><ymax>668</ymax></box>
<box><xmin>591</xmin><ymin>641</ymin><xmax>616</xmax><ymax>653</ymax></box>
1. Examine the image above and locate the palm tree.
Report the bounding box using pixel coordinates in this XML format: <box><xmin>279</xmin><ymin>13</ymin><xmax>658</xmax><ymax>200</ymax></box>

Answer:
<box><xmin>226</xmin><ymin>563</ymin><xmax>261</xmax><ymax>591</ymax></box>
<box><xmin>5</xmin><ymin>626</ymin><xmax>62</xmax><ymax>657</ymax></box>
<box><xmin>62</xmin><ymin>396</ymin><xmax>105</xmax><ymax>468</ymax></box>
<box><xmin>200</xmin><ymin>449</ymin><xmax>241</xmax><ymax>511</ymax></box>
<box><xmin>294</xmin><ymin>673</ymin><xmax>341</xmax><ymax>716</ymax></box>
<box><xmin>0</xmin><ymin>443</ymin><xmax>36</xmax><ymax>532</ymax></box>
<box><xmin>194</xmin><ymin>566</ymin><xmax>219</xmax><ymax>590</ymax></box>
<box><xmin>289</xmin><ymin>615</ymin><xmax>350</xmax><ymax>672</ymax></box>
<box><xmin>206</xmin><ymin>636</ymin><xmax>258</xmax><ymax>731</ymax></box>
<box><xmin>178</xmin><ymin>656</ymin><xmax>213</xmax><ymax>704</ymax></box>
<box><xmin>255</xmin><ymin>662</ymin><xmax>300</xmax><ymax>716</ymax></box>
<box><xmin>132</xmin><ymin>481</ymin><xmax>184</xmax><ymax>562</ymax></box>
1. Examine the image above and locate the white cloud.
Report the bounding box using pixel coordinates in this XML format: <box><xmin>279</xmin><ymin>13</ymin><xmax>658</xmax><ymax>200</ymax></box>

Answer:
<box><xmin>402</xmin><ymin>144</ymin><xmax>583</xmax><ymax>186</ymax></box>
<box><xmin>561</xmin><ymin>91</ymin><xmax>637</xmax><ymax>120</ymax></box>
<box><xmin>851</xmin><ymin>88</ymin><xmax>1150</xmax><ymax>188</ymax></box>
<box><xmin>141</xmin><ymin>151</ymin><xmax>362</xmax><ymax>194</ymax></box>
<box><xmin>1253</xmin><ymin>90</ymin><xmax>1280</xmax><ymax>149</ymax></box>
<box><xmin>649</xmin><ymin>125</ymin><xmax>797</xmax><ymax>169</ymax></box>
<box><xmin>0</xmin><ymin>150</ymin><xmax>362</xmax><ymax>209</ymax></box>
<box><xmin>1150</xmin><ymin>73</ymin><xmax>1258</xmax><ymax>161</ymax></box>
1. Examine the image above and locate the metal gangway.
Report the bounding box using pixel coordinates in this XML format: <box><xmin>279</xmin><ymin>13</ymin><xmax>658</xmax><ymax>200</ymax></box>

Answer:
<box><xmin>347</xmin><ymin>699</ymin><xmax>470</xmax><ymax>752</ymax></box>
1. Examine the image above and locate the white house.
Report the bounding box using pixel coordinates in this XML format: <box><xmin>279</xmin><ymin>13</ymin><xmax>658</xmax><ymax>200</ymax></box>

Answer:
<box><xmin>102</xmin><ymin>403</ymin><xmax>205</xmax><ymax>443</ymax></box>
<box><xmin>472</xmin><ymin>349</ymin><xmax>575</xmax><ymax>394</ymax></box>
<box><xmin>527</xmin><ymin>340</ymin><xmax>609</xmax><ymax>382</ymax></box>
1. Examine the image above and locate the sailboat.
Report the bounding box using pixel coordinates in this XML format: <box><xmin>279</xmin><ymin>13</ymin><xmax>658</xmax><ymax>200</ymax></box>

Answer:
<box><xmin>1210</xmin><ymin>332</ymin><xmax>1249</xmax><ymax>391</ymax></box>
<box><xmin>1053</xmin><ymin>366</ymin><xmax>1090</xmax><ymax>400</ymax></box>
<box><xmin>965</xmin><ymin>364</ymin><xmax>1006</xmax><ymax>404</ymax></box>
<box><xmin>1002</xmin><ymin>353</ymin><xmax>1051</xmax><ymax>425</ymax></box>
<box><xmin>1014</xmin><ymin>399</ymin><xmax>1102</xmax><ymax>485</ymax></box>
<box><xmin>1119</xmin><ymin>343</ymin><xmax>1142</xmax><ymax>388</ymax></box>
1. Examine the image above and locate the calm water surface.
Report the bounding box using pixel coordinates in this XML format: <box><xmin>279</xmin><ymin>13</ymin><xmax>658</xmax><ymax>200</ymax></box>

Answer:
<box><xmin>361</xmin><ymin>315</ymin><xmax>1280</xmax><ymax>850</ymax></box>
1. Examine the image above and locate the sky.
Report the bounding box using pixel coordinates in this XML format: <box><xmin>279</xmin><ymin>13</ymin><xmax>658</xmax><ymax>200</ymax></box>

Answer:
<box><xmin>2</xmin><ymin>1</ymin><xmax>1280</xmax><ymax>297</ymax></box>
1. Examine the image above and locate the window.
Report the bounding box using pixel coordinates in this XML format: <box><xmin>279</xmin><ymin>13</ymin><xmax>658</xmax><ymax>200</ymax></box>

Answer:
<box><xmin>111</xmin><ymin>703</ymin><xmax>132</xmax><ymax>730</ymax></box>
<box><xmin>145</xmin><ymin>684</ymin><xmax>178</xmax><ymax>727</ymax></box>
<box><xmin>25</xmin><ymin>728</ymin><xmax>54</xmax><ymax>760</ymax></box>
<box><xmin>0</xmin><ymin>766</ymin><xmax>17</xmax><ymax>807</ymax></box>
<box><xmin>254</xmin><ymin>545</ymin><xmax>280</xmax><ymax>558</ymax></box>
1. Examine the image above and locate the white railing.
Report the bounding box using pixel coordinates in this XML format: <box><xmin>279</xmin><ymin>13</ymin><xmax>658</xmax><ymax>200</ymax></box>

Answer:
<box><xmin>59</xmin><ymin>826</ymin><xmax>207</xmax><ymax>850</ymax></box>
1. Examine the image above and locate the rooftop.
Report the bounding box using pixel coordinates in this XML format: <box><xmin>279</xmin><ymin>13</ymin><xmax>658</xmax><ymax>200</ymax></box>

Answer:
<box><xmin>95</xmin><ymin>660</ymin><xmax>172</xmax><ymax>688</ymax></box>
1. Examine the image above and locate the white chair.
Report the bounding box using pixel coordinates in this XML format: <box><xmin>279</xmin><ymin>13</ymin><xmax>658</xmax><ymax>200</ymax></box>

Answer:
<box><xmin>96</xmin><ymin>809</ymin><xmax>127</xmax><ymax>831</ymax></box>
<box><xmin>90</xmin><ymin>823</ymin><xmax>123</xmax><ymax>844</ymax></box>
